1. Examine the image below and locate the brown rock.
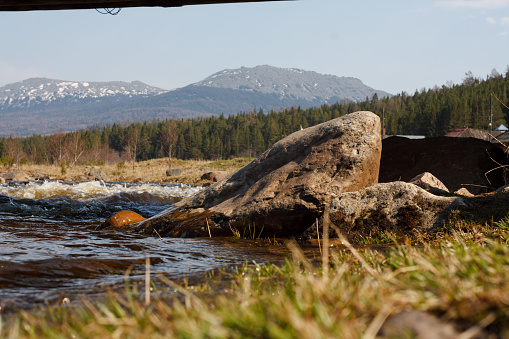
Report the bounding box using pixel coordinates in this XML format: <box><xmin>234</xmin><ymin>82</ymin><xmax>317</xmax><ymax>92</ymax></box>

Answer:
<box><xmin>101</xmin><ymin>210</ymin><xmax>146</xmax><ymax>229</ymax></box>
<box><xmin>134</xmin><ymin>111</ymin><xmax>382</xmax><ymax>238</ymax></box>
<box><xmin>455</xmin><ymin>187</ymin><xmax>475</xmax><ymax>197</ymax></box>
<box><xmin>408</xmin><ymin>172</ymin><xmax>449</xmax><ymax>195</ymax></box>
<box><xmin>201</xmin><ymin>171</ymin><xmax>228</xmax><ymax>182</ymax></box>
<box><xmin>1</xmin><ymin>171</ymin><xmax>29</xmax><ymax>182</ymax></box>
<box><xmin>328</xmin><ymin>181</ymin><xmax>469</xmax><ymax>243</ymax></box>
<box><xmin>0</xmin><ymin>176</ymin><xmax>5</xmax><ymax>184</ymax></box>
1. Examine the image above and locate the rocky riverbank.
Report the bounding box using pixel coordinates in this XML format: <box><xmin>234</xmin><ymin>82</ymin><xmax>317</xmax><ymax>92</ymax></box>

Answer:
<box><xmin>101</xmin><ymin>111</ymin><xmax>509</xmax><ymax>242</ymax></box>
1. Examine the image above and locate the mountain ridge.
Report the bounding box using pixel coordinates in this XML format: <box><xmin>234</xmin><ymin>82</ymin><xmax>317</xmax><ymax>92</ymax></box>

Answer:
<box><xmin>193</xmin><ymin>65</ymin><xmax>390</xmax><ymax>102</ymax></box>
<box><xmin>0</xmin><ymin>66</ymin><xmax>391</xmax><ymax>136</ymax></box>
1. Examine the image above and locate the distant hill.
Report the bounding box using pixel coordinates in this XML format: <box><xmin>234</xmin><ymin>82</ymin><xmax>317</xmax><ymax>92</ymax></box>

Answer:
<box><xmin>0</xmin><ymin>66</ymin><xmax>391</xmax><ymax>136</ymax></box>
<box><xmin>193</xmin><ymin>65</ymin><xmax>390</xmax><ymax>103</ymax></box>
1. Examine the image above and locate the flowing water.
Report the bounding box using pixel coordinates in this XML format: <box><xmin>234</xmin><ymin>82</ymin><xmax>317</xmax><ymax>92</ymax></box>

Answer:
<box><xmin>0</xmin><ymin>180</ymin><xmax>290</xmax><ymax>311</ymax></box>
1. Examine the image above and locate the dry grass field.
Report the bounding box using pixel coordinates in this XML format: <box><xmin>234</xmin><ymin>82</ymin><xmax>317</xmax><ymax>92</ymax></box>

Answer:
<box><xmin>7</xmin><ymin>157</ymin><xmax>254</xmax><ymax>184</ymax></box>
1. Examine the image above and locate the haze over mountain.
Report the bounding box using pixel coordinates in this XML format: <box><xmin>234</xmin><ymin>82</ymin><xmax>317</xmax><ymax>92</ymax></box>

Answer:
<box><xmin>0</xmin><ymin>65</ymin><xmax>391</xmax><ymax>136</ymax></box>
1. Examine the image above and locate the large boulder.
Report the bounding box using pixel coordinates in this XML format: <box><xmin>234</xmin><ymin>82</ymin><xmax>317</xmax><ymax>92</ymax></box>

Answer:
<box><xmin>133</xmin><ymin>111</ymin><xmax>382</xmax><ymax>238</ymax></box>
<box><xmin>327</xmin><ymin>181</ymin><xmax>469</xmax><ymax>243</ymax></box>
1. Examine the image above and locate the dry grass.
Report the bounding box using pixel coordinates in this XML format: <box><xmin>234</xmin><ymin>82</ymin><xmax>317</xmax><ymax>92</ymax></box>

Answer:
<box><xmin>4</xmin><ymin>157</ymin><xmax>254</xmax><ymax>183</ymax></box>
<box><xmin>1</xmin><ymin>218</ymin><xmax>509</xmax><ymax>338</ymax></box>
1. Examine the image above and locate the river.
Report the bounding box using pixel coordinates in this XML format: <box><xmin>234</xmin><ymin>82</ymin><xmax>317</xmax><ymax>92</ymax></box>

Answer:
<box><xmin>0</xmin><ymin>180</ymin><xmax>290</xmax><ymax>311</ymax></box>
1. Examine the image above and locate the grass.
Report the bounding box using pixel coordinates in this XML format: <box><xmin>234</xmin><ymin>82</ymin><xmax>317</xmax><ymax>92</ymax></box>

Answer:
<box><xmin>230</xmin><ymin>222</ymin><xmax>265</xmax><ymax>240</ymax></box>
<box><xmin>3</xmin><ymin>157</ymin><xmax>254</xmax><ymax>183</ymax></box>
<box><xmin>1</xmin><ymin>216</ymin><xmax>509</xmax><ymax>338</ymax></box>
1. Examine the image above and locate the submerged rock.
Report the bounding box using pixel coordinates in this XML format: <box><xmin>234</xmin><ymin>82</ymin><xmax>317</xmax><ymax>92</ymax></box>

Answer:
<box><xmin>97</xmin><ymin>210</ymin><xmax>147</xmax><ymax>230</ymax></box>
<box><xmin>134</xmin><ymin>111</ymin><xmax>382</xmax><ymax>238</ymax></box>
<box><xmin>327</xmin><ymin>181</ymin><xmax>469</xmax><ymax>243</ymax></box>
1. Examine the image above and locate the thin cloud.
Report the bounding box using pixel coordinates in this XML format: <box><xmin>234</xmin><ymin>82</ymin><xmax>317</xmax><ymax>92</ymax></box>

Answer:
<box><xmin>500</xmin><ymin>31</ymin><xmax>509</xmax><ymax>35</ymax></box>
<box><xmin>486</xmin><ymin>17</ymin><xmax>497</xmax><ymax>24</ymax></box>
<box><xmin>436</xmin><ymin>0</ymin><xmax>509</xmax><ymax>9</ymax></box>
<box><xmin>501</xmin><ymin>17</ymin><xmax>509</xmax><ymax>25</ymax></box>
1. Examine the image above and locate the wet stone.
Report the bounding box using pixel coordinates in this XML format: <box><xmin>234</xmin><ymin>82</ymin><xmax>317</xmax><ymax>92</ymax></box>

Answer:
<box><xmin>98</xmin><ymin>210</ymin><xmax>147</xmax><ymax>230</ymax></box>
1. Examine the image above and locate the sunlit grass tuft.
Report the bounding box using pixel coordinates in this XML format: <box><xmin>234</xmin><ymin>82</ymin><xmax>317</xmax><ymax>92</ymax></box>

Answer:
<box><xmin>2</xmin><ymin>216</ymin><xmax>509</xmax><ymax>338</ymax></box>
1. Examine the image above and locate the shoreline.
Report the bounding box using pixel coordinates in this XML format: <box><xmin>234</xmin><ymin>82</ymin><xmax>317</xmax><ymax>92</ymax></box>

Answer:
<box><xmin>1</xmin><ymin>157</ymin><xmax>253</xmax><ymax>184</ymax></box>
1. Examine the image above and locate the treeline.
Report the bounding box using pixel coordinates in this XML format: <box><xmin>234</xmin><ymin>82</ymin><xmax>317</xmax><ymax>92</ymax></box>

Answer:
<box><xmin>1</xmin><ymin>68</ymin><xmax>508</xmax><ymax>167</ymax></box>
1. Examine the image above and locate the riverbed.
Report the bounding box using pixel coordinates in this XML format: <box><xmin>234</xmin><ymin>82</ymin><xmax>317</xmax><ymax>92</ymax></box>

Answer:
<box><xmin>0</xmin><ymin>180</ymin><xmax>289</xmax><ymax>311</ymax></box>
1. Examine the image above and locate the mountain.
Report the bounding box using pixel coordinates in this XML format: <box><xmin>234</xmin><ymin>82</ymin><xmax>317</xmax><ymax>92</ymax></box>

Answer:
<box><xmin>0</xmin><ymin>66</ymin><xmax>391</xmax><ymax>136</ymax></box>
<box><xmin>0</xmin><ymin>78</ymin><xmax>167</xmax><ymax>109</ymax></box>
<box><xmin>193</xmin><ymin>65</ymin><xmax>390</xmax><ymax>103</ymax></box>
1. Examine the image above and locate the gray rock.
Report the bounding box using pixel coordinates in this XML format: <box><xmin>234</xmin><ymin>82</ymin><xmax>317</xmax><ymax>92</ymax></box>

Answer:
<box><xmin>328</xmin><ymin>181</ymin><xmax>469</xmax><ymax>243</ymax></box>
<box><xmin>409</xmin><ymin>172</ymin><xmax>449</xmax><ymax>195</ymax></box>
<box><xmin>166</xmin><ymin>168</ymin><xmax>184</xmax><ymax>177</ymax></box>
<box><xmin>134</xmin><ymin>111</ymin><xmax>382</xmax><ymax>238</ymax></box>
<box><xmin>496</xmin><ymin>184</ymin><xmax>509</xmax><ymax>193</ymax></box>
<box><xmin>87</xmin><ymin>169</ymin><xmax>104</xmax><ymax>180</ymax></box>
<box><xmin>379</xmin><ymin>311</ymin><xmax>460</xmax><ymax>339</ymax></box>
<box><xmin>201</xmin><ymin>171</ymin><xmax>228</xmax><ymax>182</ymax></box>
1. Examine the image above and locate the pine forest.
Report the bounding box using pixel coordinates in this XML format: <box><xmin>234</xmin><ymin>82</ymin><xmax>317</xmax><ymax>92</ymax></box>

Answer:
<box><xmin>1</xmin><ymin>69</ymin><xmax>508</xmax><ymax>167</ymax></box>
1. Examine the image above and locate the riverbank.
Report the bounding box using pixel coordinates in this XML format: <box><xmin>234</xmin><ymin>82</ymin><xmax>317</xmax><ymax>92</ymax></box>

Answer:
<box><xmin>2</xmin><ymin>157</ymin><xmax>253</xmax><ymax>184</ymax></box>
<box><xmin>1</xmin><ymin>218</ymin><xmax>508</xmax><ymax>338</ymax></box>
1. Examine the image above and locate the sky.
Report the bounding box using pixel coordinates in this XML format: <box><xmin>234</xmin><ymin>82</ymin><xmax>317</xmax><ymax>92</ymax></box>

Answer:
<box><xmin>0</xmin><ymin>0</ymin><xmax>508</xmax><ymax>95</ymax></box>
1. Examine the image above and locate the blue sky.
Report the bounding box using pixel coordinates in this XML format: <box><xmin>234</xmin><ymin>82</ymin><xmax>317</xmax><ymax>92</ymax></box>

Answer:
<box><xmin>0</xmin><ymin>0</ymin><xmax>508</xmax><ymax>95</ymax></box>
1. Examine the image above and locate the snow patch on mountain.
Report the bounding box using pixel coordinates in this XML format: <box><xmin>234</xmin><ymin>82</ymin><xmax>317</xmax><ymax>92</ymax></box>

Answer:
<box><xmin>192</xmin><ymin>65</ymin><xmax>390</xmax><ymax>102</ymax></box>
<box><xmin>0</xmin><ymin>78</ymin><xmax>167</xmax><ymax>109</ymax></box>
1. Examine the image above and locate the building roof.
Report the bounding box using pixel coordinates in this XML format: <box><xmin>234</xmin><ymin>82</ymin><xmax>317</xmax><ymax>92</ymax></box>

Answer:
<box><xmin>444</xmin><ymin>128</ymin><xmax>466</xmax><ymax>138</ymax></box>
<box><xmin>495</xmin><ymin>124</ymin><xmax>508</xmax><ymax>131</ymax></box>
<box><xmin>0</xmin><ymin>0</ymin><xmax>288</xmax><ymax>11</ymax></box>
<box><xmin>494</xmin><ymin>131</ymin><xmax>509</xmax><ymax>143</ymax></box>
<box><xmin>445</xmin><ymin>127</ymin><xmax>490</xmax><ymax>141</ymax></box>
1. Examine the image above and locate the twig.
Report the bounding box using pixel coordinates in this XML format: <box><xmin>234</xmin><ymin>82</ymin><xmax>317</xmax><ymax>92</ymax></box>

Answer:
<box><xmin>460</xmin><ymin>183</ymin><xmax>492</xmax><ymax>189</ymax></box>
<box><xmin>153</xmin><ymin>228</ymin><xmax>163</xmax><ymax>240</ymax></box>
<box><xmin>206</xmin><ymin>218</ymin><xmax>212</xmax><ymax>238</ymax></box>
<box><xmin>489</xmin><ymin>132</ymin><xmax>509</xmax><ymax>152</ymax></box>
<box><xmin>364</xmin><ymin>303</ymin><xmax>394</xmax><ymax>339</ymax></box>
<box><xmin>145</xmin><ymin>253</ymin><xmax>150</xmax><ymax>307</ymax></box>
<box><xmin>322</xmin><ymin>205</ymin><xmax>330</xmax><ymax>281</ymax></box>
<box><xmin>330</xmin><ymin>223</ymin><xmax>379</xmax><ymax>278</ymax></box>
<box><xmin>484</xmin><ymin>147</ymin><xmax>509</xmax><ymax>186</ymax></box>
<box><xmin>316</xmin><ymin>218</ymin><xmax>322</xmax><ymax>256</ymax></box>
